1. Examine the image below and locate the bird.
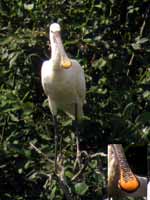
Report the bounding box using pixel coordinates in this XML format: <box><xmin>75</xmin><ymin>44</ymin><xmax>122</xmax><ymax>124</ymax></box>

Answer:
<box><xmin>108</xmin><ymin>144</ymin><xmax>147</xmax><ymax>198</ymax></box>
<box><xmin>41</xmin><ymin>23</ymin><xmax>86</xmax><ymax>170</ymax></box>
<box><xmin>148</xmin><ymin>180</ymin><xmax>150</xmax><ymax>200</ymax></box>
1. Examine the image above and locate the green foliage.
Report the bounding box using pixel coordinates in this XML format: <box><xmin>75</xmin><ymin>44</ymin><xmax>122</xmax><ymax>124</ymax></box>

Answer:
<box><xmin>75</xmin><ymin>182</ymin><xmax>89</xmax><ymax>196</ymax></box>
<box><xmin>0</xmin><ymin>0</ymin><xmax>149</xmax><ymax>199</ymax></box>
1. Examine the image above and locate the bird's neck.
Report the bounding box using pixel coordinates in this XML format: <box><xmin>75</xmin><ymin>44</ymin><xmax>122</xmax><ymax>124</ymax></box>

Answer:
<box><xmin>51</xmin><ymin>43</ymin><xmax>61</xmax><ymax>70</ymax></box>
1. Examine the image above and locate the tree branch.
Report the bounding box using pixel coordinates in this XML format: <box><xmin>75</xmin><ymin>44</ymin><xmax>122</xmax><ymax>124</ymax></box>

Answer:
<box><xmin>29</xmin><ymin>142</ymin><xmax>74</xmax><ymax>200</ymax></box>
<box><xmin>72</xmin><ymin>151</ymin><xmax>106</xmax><ymax>181</ymax></box>
<box><xmin>29</xmin><ymin>142</ymin><xmax>54</xmax><ymax>164</ymax></box>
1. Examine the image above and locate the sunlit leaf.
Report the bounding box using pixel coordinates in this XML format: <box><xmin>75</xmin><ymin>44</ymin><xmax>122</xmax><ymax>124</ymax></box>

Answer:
<box><xmin>24</xmin><ymin>3</ymin><xmax>34</xmax><ymax>11</ymax></box>
<box><xmin>75</xmin><ymin>182</ymin><xmax>89</xmax><ymax>195</ymax></box>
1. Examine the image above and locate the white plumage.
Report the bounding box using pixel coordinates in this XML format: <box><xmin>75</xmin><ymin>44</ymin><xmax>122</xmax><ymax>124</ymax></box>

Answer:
<box><xmin>41</xmin><ymin>23</ymin><xmax>86</xmax><ymax>119</ymax></box>
<box><xmin>148</xmin><ymin>181</ymin><xmax>150</xmax><ymax>200</ymax></box>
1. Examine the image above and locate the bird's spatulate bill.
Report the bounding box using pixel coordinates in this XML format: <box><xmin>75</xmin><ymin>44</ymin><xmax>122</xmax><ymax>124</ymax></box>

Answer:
<box><xmin>61</xmin><ymin>56</ymin><xmax>72</xmax><ymax>69</ymax></box>
<box><xmin>54</xmin><ymin>31</ymin><xmax>72</xmax><ymax>69</ymax></box>
<box><xmin>112</xmin><ymin>144</ymin><xmax>140</xmax><ymax>193</ymax></box>
<box><xmin>118</xmin><ymin>170</ymin><xmax>140</xmax><ymax>193</ymax></box>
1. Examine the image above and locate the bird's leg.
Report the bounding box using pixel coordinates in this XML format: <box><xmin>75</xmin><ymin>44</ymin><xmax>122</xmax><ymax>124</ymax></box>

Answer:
<box><xmin>53</xmin><ymin>115</ymin><xmax>58</xmax><ymax>173</ymax></box>
<box><xmin>74</xmin><ymin>103</ymin><xmax>81</xmax><ymax>169</ymax></box>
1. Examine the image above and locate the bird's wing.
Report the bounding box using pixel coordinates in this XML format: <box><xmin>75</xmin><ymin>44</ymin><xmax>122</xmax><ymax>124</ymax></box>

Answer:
<box><xmin>72</xmin><ymin>59</ymin><xmax>86</xmax><ymax>103</ymax></box>
<box><xmin>41</xmin><ymin>60</ymin><xmax>51</xmax><ymax>96</ymax></box>
<box><xmin>79</xmin><ymin>67</ymin><xmax>86</xmax><ymax>102</ymax></box>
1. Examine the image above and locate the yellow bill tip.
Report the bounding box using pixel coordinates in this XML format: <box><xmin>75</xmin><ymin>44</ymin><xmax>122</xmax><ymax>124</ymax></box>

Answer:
<box><xmin>62</xmin><ymin>60</ymin><xmax>72</xmax><ymax>69</ymax></box>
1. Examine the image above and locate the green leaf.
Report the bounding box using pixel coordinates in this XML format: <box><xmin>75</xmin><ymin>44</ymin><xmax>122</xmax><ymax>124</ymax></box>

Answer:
<box><xmin>137</xmin><ymin>37</ymin><xmax>149</xmax><ymax>44</ymax></box>
<box><xmin>93</xmin><ymin>58</ymin><xmax>107</xmax><ymax>70</ymax></box>
<box><xmin>143</xmin><ymin>91</ymin><xmax>150</xmax><ymax>99</ymax></box>
<box><xmin>9</xmin><ymin>113</ymin><xmax>19</xmax><ymax>122</ymax></box>
<box><xmin>65</xmin><ymin>170</ymin><xmax>73</xmax><ymax>178</ymax></box>
<box><xmin>135</xmin><ymin>112</ymin><xmax>150</xmax><ymax>124</ymax></box>
<box><xmin>50</xmin><ymin>186</ymin><xmax>56</xmax><ymax>200</ymax></box>
<box><xmin>24</xmin><ymin>3</ymin><xmax>34</xmax><ymax>11</ymax></box>
<box><xmin>22</xmin><ymin>102</ymin><xmax>33</xmax><ymax>117</ymax></box>
<box><xmin>75</xmin><ymin>182</ymin><xmax>89</xmax><ymax>196</ymax></box>
<box><xmin>123</xmin><ymin>102</ymin><xmax>135</xmax><ymax>118</ymax></box>
<box><xmin>131</xmin><ymin>43</ymin><xmax>141</xmax><ymax>50</ymax></box>
<box><xmin>9</xmin><ymin>52</ymin><xmax>21</xmax><ymax>68</ymax></box>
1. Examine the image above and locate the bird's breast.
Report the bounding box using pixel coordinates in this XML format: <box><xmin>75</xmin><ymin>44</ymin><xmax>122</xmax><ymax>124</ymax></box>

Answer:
<box><xmin>42</xmin><ymin>68</ymin><xmax>77</xmax><ymax>104</ymax></box>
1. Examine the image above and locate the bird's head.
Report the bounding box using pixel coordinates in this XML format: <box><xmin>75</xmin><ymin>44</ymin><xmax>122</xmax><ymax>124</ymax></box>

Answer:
<box><xmin>49</xmin><ymin>23</ymin><xmax>72</xmax><ymax>69</ymax></box>
<box><xmin>50</xmin><ymin>23</ymin><xmax>61</xmax><ymax>33</ymax></box>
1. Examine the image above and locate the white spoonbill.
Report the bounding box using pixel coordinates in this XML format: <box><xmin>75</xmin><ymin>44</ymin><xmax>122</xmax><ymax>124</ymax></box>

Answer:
<box><xmin>148</xmin><ymin>180</ymin><xmax>150</xmax><ymax>200</ymax></box>
<box><xmin>108</xmin><ymin>144</ymin><xmax>147</xmax><ymax>198</ymax></box>
<box><xmin>41</xmin><ymin>23</ymin><xmax>86</xmax><ymax>170</ymax></box>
